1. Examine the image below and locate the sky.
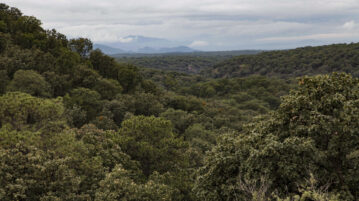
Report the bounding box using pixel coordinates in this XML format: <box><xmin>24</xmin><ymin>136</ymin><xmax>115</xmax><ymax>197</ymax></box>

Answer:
<box><xmin>3</xmin><ymin>0</ymin><xmax>359</xmax><ymax>51</ymax></box>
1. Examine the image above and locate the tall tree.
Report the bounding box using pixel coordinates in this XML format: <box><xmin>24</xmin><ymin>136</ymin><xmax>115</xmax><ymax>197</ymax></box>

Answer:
<box><xmin>7</xmin><ymin>70</ymin><xmax>51</xmax><ymax>97</ymax></box>
<box><xmin>69</xmin><ymin>37</ymin><xmax>93</xmax><ymax>58</ymax></box>
<box><xmin>116</xmin><ymin>115</ymin><xmax>189</xmax><ymax>177</ymax></box>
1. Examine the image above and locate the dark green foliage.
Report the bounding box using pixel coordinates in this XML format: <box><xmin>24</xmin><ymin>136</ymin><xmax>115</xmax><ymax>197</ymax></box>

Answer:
<box><xmin>114</xmin><ymin>50</ymin><xmax>261</xmax><ymax>74</ymax></box>
<box><xmin>89</xmin><ymin>50</ymin><xmax>142</xmax><ymax>93</ymax></box>
<box><xmin>90</xmin><ymin>49</ymin><xmax>118</xmax><ymax>78</ymax></box>
<box><xmin>7</xmin><ymin>69</ymin><xmax>51</xmax><ymax>97</ymax></box>
<box><xmin>0</xmin><ymin>70</ymin><xmax>9</xmax><ymax>94</ymax></box>
<box><xmin>101</xmin><ymin>100</ymin><xmax>129</xmax><ymax>127</ymax></box>
<box><xmin>164</xmin><ymin>94</ymin><xmax>205</xmax><ymax>112</ymax></box>
<box><xmin>94</xmin><ymin>78</ymin><xmax>123</xmax><ymax>100</ymax></box>
<box><xmin>0</xmin><ymin>33</ymin><xmax>10</xmax><ymax>53</ymax></box>
<box><xmin>64</xmin><ymin>88</ymin><xmax>102</xmax><ymax>123</ymax></box>
<box><xmin>91</xmin><ymin>115</ymin><xmax>119</xmax><ymax>131</ymax></box>
<box><xmin>271</xmin><ymin>73</ymin><xmax>359</xmax><ymax>197</ymax></box>
<box><xmin>69</xmin><ymin>37</ymin><xmax>93</xmax><ymax>58</ymax></box>
<box><xmin>55</xmin><ymin>48</ymin><xmax>81</xmax><ymax>74</ymax></box>
<box><xmin>73</xmin><ymin>124</ymin><xmax>141</xmax><ymax>176</ymax></box>
<box><xmin>0</xmin><ymin>20</ymin><xmax>7</xmax><ymax>32</ymax></box>
<box><xmin>0</xmin><ymin>144</ymin><xmax>84</xmax><ymax>201</ymax></box>
<box><xmin>160</xmin><ymin>108</ymin><xmax>194</xmax><ymax>135</ymax></box>
<box><xmin>72</xmin><ymin>64</ymin><xmax>101</xmax><ymax>88</ymax></box>
<box><xmin>0</xmin><ymin>92</ymin><xmax>64</xmax><ymax>130</ymax></box>
<box><xmin>115</xmin><ymin>92</ymin><xmax>164</xmax><ymax>116</ymax></box>
<box><xmin>65</xmin><ymin>105</ymin><xmax>88</xmax><ymax>128</ymax></box>
<box><xmin>116</xmin><ymin>115</ymin><xmax>189</xmax><ymax>176</ymax></box>
<box><xmin>210</xmin><ymin>43</ymin><xmax>359</xmax><ymax>78</ymax></box>
<box><xmin>94</xmin><ymin>92</ymin><xmax>164</xmax><ymax>129</ymax></box>
<box><xmin>116</xmin><ymin>55</ymin><xmax>226</xmax><ymax>74</ymax></box>
<box><xmin>0</xmin><ymin>92</ymin><xmax>142</xmax><ymax>200</ymax></box>
<box><xmin>187</xmin><ymin>75</ymin><xmax>291</xmax><ymax>109</ymax></box>
<box><xmin>195</xmin><ymin>73</ymin><xmax>359</xmax><ymax>201</ymax></box>
<box><xmin>140</xmin><ymin>79</ymin><xmax>161</xmax><ymax>95</ymax></box>
<box><xmin>42</xmin><ymin>71</ymin><xmax>71</xmax><ymax>97</ymax></box>
<box><xmin>95</xmin><ymin>165</ymin><xmax>175</xmax><ymax>201</ymax></box>
<box><xmin>184</xmin><ymin>123</ymin><xmax>216</xmax><ymax>153</ymax></box>
<box><xmin>116</xmin><ymin>63</ymin><xmax>142</xmax><ymax>93</ymax></box>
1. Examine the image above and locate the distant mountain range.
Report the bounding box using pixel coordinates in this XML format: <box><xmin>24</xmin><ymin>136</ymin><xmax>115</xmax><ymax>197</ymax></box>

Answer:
<box><xmin>136</xmin><ymin>46</ymin><xmax>196</xmax><ymax>54</ymax></box>
<box><xmin>93</xmin><ymin>44</ymin><xmax>126</xmax><ymax>55</ymax></box>
<box><xmin>94</xmin><ymin>35</ymin><xmax>197</xmax><ymax>54</ymax></box>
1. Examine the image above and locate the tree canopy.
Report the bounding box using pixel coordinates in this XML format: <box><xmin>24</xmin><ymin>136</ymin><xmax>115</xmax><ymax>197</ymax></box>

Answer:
<box><xmin>195</xmin><ymin>73</ymin><xmax>359</xmax><ymax>201</ymax></box>
<box><xmin>1</xmin><ymin>3</ymin><xmax>359</xmax><ymax>201</ymax></box>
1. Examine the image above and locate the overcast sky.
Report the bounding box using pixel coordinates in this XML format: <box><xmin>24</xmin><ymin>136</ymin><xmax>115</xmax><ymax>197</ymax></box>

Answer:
<box><xmin>3</xmin><ymin>0</ymin><xmax>359</xmax><ymax>50</ymax></box>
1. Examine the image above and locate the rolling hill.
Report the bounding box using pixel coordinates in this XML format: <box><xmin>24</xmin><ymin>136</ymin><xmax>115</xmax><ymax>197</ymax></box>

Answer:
<box><xmin>208</xmin><ymin>43</ymin><xmax>359</xmax><ymax>78</ymax></box>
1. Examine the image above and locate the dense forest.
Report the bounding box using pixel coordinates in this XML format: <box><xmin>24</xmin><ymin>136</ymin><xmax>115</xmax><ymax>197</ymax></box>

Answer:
<box><xmin>208</xmin><ymin>43</ymin><xmax>359</xmax><ymax>78</ymax></box>
<box><xmin>114</xmin><ymin>43</ymin><xmax>359</xmax><ymax>79</ymax></box>
<box><xmin>114</xmin><ymin>50</ymin><xmax>261</xmax><ymax>74</ymax></box>
<box><xmin>1</xmin><ymin>3</ymin><xmax>359</xmax><ymax>201</ymax></box>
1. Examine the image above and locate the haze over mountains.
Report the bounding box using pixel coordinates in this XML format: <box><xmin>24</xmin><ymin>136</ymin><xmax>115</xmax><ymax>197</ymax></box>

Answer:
<box><xmin>94</xmin><ymin>35</ymin><xmax>197</xmax><ymax>54</ymax></box>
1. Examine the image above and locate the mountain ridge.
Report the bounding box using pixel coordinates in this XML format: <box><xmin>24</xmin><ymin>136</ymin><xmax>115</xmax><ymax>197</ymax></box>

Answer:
<box><xmin>96</xmin><ymin>35</ymin><xmax>197</xmax><ymax>53</ymax></box>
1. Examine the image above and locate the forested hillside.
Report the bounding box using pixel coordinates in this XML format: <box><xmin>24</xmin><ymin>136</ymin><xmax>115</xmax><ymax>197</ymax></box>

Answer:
<box><xmin>209</xmin><ymin>43</ymin><xmax>359</xmax><ymax>78</ymax></box>
<box><xmin>114</xmin><ymin>43</ymin><xmax>359</xmax><ymax>79</ymax></box>
<box><xmin>1</xmin><ymin>3</ymin><xmax>359</xmax><ymax>201</ymax></box>
<box><xmin>114</xmin><ymin>50</ymin><xmax>261</xmax><ymax>74</ymax></box>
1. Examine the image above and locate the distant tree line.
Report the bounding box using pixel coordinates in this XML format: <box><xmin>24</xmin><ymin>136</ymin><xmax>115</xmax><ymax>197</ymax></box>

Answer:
<box><xmin>208</xmin><ymin>43</ymin><xmax>359</xmax><ymax>78</ymax></box>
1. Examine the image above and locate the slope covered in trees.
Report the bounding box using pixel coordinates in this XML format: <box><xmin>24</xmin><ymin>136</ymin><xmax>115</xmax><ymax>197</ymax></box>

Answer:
<box><xmin>195</xmin><ymin>73</ymin><xmax>359</xmax><ymax>201</ymax></box>
<box><xmin>114</xmin><ymin>50</ymin><xmax>261</xmax><ymax>74</ymax></box>
<box><xmin>1</xmin><ymin>3</ymin><xmax>359</xmax><ymax>201</ymax></box>
<box><xmin>209</xmin><ymin>43</ymin><xmax>359</xmax><ymax>78</ymax></box>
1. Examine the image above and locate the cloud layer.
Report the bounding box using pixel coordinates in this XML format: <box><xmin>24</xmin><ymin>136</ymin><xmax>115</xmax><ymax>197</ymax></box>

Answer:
<box><xmin>3</xmin><ymin>0</ymin><xmax>359</xmax><ymax>50</ymax></box>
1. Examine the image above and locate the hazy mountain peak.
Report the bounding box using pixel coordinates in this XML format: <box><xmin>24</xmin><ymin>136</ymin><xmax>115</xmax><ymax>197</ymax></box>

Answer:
<box><xmin>98</xmin><ymin>35</ymin><xmax>194</xmax><ymax>53</ymax></box>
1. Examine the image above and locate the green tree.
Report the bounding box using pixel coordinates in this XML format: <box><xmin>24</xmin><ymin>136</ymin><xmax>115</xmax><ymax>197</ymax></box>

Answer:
<box><xmin>116</xmin><ymin>64</ymin><xmax>142</xmax><ymax>93</ymax></box>
<box><xmin>0</xmin><ymin>20</ymin><xmax>7</xmax><ymax>32</ymax></box>
<box><xmin>42</xmin><ymin>71</ymin><xmax>71</xmax><ymax>97</ymax></box>
<box><xmin>140</xmin><ymin>79</ymin><xmax>161</xmax><ymax>95</ymax></box>
<box><xmin>65</xmin><ymin>105</ymin><xmax>87</xmax><ymax>128</ymax></box>
<box><xmin>0</xmin><ymin>70</ymin><xmax>9</xmax><ymax>94</ymax></box>
<box><xmin>101</xmin><ymin>100</ymin><xmax>129</xmax><ymax>127</ymax></box>
<box><xmin>95</xmin><ymin>165</ymin><xmax>175</xmax><ymax>201</ymax></box>
<box><xmin>94</xmin><ymin>78</ymin><xmax>123</xmax><ymax>100</ymax></box>
<box><xmin>68</xmin><ymin>37</ymin><xmax>93</xmax><ymax>58</ymax></box>
<box><xmin>72</xmin><ymin>64</ymin><xmax>100</xmax><ymax>89</ymax></box>
<box><xmin>184</xmin><ymin>123</ymin><xmax>216</xmax><ymax>153</ymax></box>
<box><xmin>89</xmin><ymin>49</ymin><xmax>118</xmax><ymax>78</ymax></box>
<box><xmin>64</xmin><ymin>88</ymin><xmax>102</xmax><ymax>123</ymax></box>
<box><xmin>7</xmin><ymin>69</ymin><xmax>51</xmax><ymax>97</ymax></box>
<box><xmin>55</xmin><ymin>48</ymin><xmax>81</xmax><ymax>74</ymax></box>
<box><xmin>0</xmin><ymin>92</ymin><xmax>64</xmax><ymax>130</ymax></box>
<box><xmin>117</xmin><ymin>115</ymin><xmax>189</xmax><ymax>177</ymax></box>
<box><xmin>164</xmin><ymin>94</ymin><xmax>204</xmax><ymax>112</ymax></box>
<box><xmin>160</xmin><ymin>108</ymin><xmax>194</xmax><ymax>135</ymax></box>
<box><xmin>115</xmin><ymin>93</ymin><xmax>164</xmax><ymax>117</ymax></box>
<box><xmin>0</xmin><ymin>33</ymin><xmax>10</xmax><ymax>53</ymax></box>
<box><xmin>0</xmin><ymin>144</ymin><xmax>84</xmax><ymax>201</ymax></box>
<box><xmin>91</xmin><ymin>115</ymin><xmax>119</xmax><ymax>131</ymax></box>
<box><xmin>74</xmin><ymin>124</ymin><xmax>140</xmax><ymax>171</ymax></box>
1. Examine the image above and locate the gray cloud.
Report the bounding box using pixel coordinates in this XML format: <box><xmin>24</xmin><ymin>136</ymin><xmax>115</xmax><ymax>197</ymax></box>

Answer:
<box><xmin>3</xmin><ymin>0</ymin><xmax>359</xmax><ymax>50</ymax></box>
